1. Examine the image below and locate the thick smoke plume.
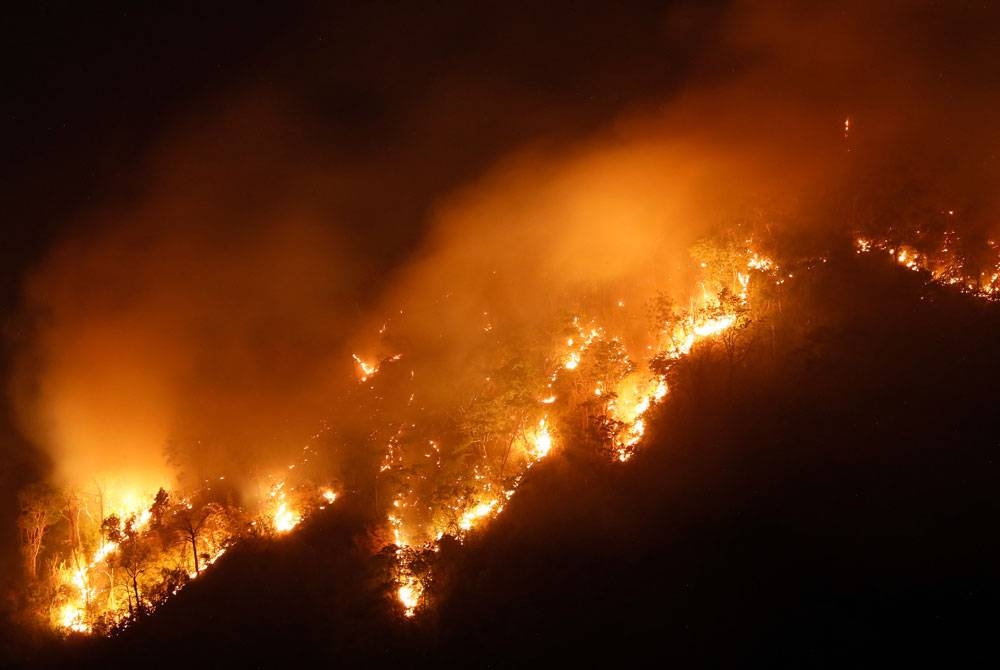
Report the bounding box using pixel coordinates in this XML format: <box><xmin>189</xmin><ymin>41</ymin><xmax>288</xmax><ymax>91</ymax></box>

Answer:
<box><xmin>11</xmin><ymin>102</ymin><xmax>366</xmax><ymax>497</ymax></box>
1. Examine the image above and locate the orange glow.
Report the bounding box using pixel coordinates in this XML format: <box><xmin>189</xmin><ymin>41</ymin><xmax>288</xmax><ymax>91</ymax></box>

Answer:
<box><xmin>372</xmin><ymin>243</ymin><xmax>780</xmax><ymax>615</ymax></box>
<box><xmin>397</xmin><ymin>576</ymin><xmax>423</xmax><ymax>617</ymax></box>
<box><xmin>273</xmin><ymin>501</ymin><xmax>300</xmax><ymax>533</ymax></box>
<box><xmin>529</xmin><ymin>418</ymin><xmax>553</xmax><ymax>460</ymax></box>
<box><xmin>693</xmin><ymin>315</ymin><xmax>736</xmax><ymax>337</ymax></box>
<box><xmin>352</xmin><ymin>354</ymin><xmax>378</xmax><ymax>380</ymax></box>
<box><xmin>856</xmin><ymin>235</ymin><xmax>1000</xmax><ymax>301</ymax></box>
<box><xmin>458</xmin><ymin>500</ymin><xmax>498</xmax><ymax>531</ymax></box>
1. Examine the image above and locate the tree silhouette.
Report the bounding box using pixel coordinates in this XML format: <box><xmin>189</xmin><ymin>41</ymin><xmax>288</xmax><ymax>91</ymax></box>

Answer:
<box><xmin>103</xmin><ymin>515</ymin><xmax>154</xmax><ymax>619</ymax></box>
<box><xmin>17</xmin><ymin>483</ymin><xmax>60</xmax><ymax>581</ymax></box>
<box><xmin>169</xmin><ymin>498</ymin><xmax>226</xmax><ymax>576</ymax></box>
<box><xmin>711</xmin><ymin>288</ymin><xmax>753</xmax><ymax>397</ymax></box>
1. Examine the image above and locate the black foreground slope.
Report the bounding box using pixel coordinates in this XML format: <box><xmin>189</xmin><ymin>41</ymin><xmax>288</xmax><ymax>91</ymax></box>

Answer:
<box><xmin>25</xmin><ymin>255</ymin><xmax>1000</xmax><ymax>668</ymax></box>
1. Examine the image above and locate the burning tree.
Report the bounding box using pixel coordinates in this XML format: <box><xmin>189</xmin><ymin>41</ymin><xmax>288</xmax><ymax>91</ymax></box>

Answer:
<box><xmin>17</xmin><ymin>483</ymin><xmax>60</xmax><ymax>581</ymax></box>
<box><xmin>102</xmin><ymin>514</ymin><xmax>155</xmax><ymax>619</ymax></box>
<box><xmin>18</xmin><ymin>220</ymin><xmax>787</xmax><ymax>631</ymax></box>
<box><xmin>169</xmin><ymin>498</ymin><xmax>227</xmax><ymax>576</ymax></box>
<box><xmin>710</xmin><ymin>288</ymin><xmax>753</xmax><ymax>396</ymax></box>
<box><xmin>457</xmin><ymin>340</ymin><xmax>550</xmax><ymax>486</ymax></box>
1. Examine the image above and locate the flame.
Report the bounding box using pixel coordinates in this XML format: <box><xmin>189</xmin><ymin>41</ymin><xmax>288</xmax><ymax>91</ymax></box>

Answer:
<box><xmin>377</xmin><ymin>245</ymin><xmax>780</xmax><ymax>616</ymax></box>
<box><xmin>352</xmin><ymin>353</ymin><xmax>402</xmax><ymax>381</ymax></box>
<box><xmin>693</xmin><ymin>315</ymin><xmax>736</xmax><ymax>337</ymax></box>
<box><xmin>268</xmin><ymin>480</ymin><xmax>302</xmax><ymax>533</ymax></box>
<box><xmin>352</xmin><ymin>354</ymin><xmax>378</xmax><ymax>381</ymax></box>
<box><xmin>46</xmin><ymin>456</ymin><xmax>340</xmax><ymax>634</ymax></box>
<box><xmin>40</xmin><ymin>222</ymin><xmax>993</xmax><ymax>633</ymax></box>
<box><xmin>530</xmin><ymin>418</ymin><xmax>553</xmax><ymax>459</ymax></box>
<box><xmin>49</xmin><ymin>490</ymin><xmax>162</xmax><ymax>634</ymax></box>
<box><xmin>606</xmin><ymin>374</ymin><xmax>667</xmax><ymax>462</ymax></box>
<box><xmin>458</xmin><ymin>500</ymin><xmax>498</xmax><ymax>532</ymax></box>
<box><xmin>59</xmin><ymin>603</ymin><xmax>88</xmax><ymax>633</ymax></box>
<box><xmin>653</xmin><ymin>379</ymin><xmax>668</xmax><ymax>401</ymax></box>
<box><xmin>747</xmin><ymin>253</ymin><xmax>774</xmax><ymax>271</ymax></box>
<box><xmin>92</xmin><ymin>540</ymin><xmax>118</xmax><ymax>564</ymax></box>
<box><xmin>385</xmin><ymin>244</ymin><xmax>774</xmax><ymax>609</ymax></box>
<box><xmin>42</xmin><ymin>239</ymin><xmax>782</xmax><ymax>632</ymax></box>
<box><xmin>397</xmin><ymin>576</ymin><xmax>423</xmax><ymax>617</ymax></box>
<box><xmin>273</xmin><ymin>501</ymin><xmax>301</xmax><ymax>533</ymax></box>
<box><xmin>856</xmin><ymin>234</ymin><xmax>1000</xmax><ymax>300</ymax></box>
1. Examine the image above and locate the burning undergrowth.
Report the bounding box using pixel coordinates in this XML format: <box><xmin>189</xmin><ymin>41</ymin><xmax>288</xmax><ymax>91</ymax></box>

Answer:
<box><xmin>15</xmin><ymin>205</ymin><xmax>992</xmax><ymax>636</ymax></box>
<box><xmin>13</xmin><ymin>203</ymin><xmax>786</xmax><ymax>632</ymax></box>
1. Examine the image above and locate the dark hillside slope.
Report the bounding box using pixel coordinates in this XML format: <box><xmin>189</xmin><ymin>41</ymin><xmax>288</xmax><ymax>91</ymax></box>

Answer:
<box><xmin>29</xmin><ymin>256</ymin><xmax>1000</xmax><ymax>668</ymax></box>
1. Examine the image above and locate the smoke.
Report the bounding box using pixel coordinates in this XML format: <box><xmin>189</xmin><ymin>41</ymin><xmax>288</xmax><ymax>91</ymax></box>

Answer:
<box><xmin>10</xmin><ymin>100</ymin><xmax>367</xmax><ymax>496</ymax></box>
<box><xmin>8</xmin><ymin>0</ymin><xmax>1000</xmax><ymax>511</ymax></box>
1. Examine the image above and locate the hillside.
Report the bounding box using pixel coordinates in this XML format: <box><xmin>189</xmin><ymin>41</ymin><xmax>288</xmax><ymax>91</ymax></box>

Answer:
<box><xmin>12</xmin><ymin>254</ymin><xmax>997</xmax><ymax>668</ymax></box>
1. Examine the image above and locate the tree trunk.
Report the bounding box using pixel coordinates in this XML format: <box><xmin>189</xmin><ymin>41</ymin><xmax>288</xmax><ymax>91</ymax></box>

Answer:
<box><xmin>131</xmin><ymin>573</ymin><xmax>142</xmax><ymax>617</ymax></box>
<box><xmin>25</xmin><ymin>539</ymin><xmax>40</xmax><ymax>580</ymax></box>
<box><xmin>126</xmin><ymin>580</ymin><xmax>134</xmax><ymax>619</ymax></box>
<box><xmin>25</xmin><ymin>524</ymin><xmax>45</xmax><ymax>581</ymax></box>
<box><xmin>190</xmin><ymin>534</ymin><xmax>200</xmax><ymax>575</ymax></box>
<box><xmin>107</xmin><ymin>567</ymin><xmax>116</xmax><ymax>611</ymax></box>
<box><xmin>498</xmin><ymin>433</ymin><xmax>516</xmax><ymax>483</ymax></box>
<box><xmin>65</xmin><ymin>496</ymin><xmax>81</xmax><ymax>556</ymax></box>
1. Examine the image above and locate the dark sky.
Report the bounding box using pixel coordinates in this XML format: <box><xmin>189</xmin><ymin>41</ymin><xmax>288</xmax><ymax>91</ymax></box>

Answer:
<box><xmin>4</xmin><ymin>0</ymin><xmax>998</xmax><ymax>296</ymax></box>
<box><xmin>0</xmin><ymin>2</ymin><xmax>723</xmax><ymax>292</ymax></box>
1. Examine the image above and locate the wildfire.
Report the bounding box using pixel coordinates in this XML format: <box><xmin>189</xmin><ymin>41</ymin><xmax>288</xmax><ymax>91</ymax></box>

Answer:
<box><xmin>559</xmin><ymin>321</ymin><xmax>604</xmax><ymax>373</ymax></box>
<box><xmin>353</xmin><ymin>353</ymin><xmax>402</xmax><ymax>381</ymax></box>
<box><xmin>747</xmin><ymin>253</ymin><xmax>774</xmax><ymax>271</ymax></box>
<box><xmin>529</xmin><ymin>418</ymin><xmax>553</xmax><ymax>459</ymax></box>
<box><xmin>59</xmin><ymin>603</ymin><xmax>87</xmax><ymax>633</ymax></box>
<box><xmin>352</xmin><ymin>354</ymin><xmax>378</xmax><ymax>381</ymax></box>
<box><xmin>855</xmin><ymin>233</ymin><xmax>1000</xmax><ymax>300</ymax></box>
<box><xmin>397</xmin><ymin>576</ymin><xmax>424</xmax><ymax>618</ymax></box>
<box><xmin>606</xmin><ymin>373</ymin><xmax>669</xmax><ymax>462</ymax></box>
<box><xmin>376</xmin><ymin>246</ymin><xmax>782</xmax><ymax>616</ymax></box>
<box><xmin>384</xmin><ymin>413</ymin><xmax>560</xmax><ymax>613</ymax></box>
<box><xmin>267</xmin><ymin>480</ymin><xmax>305</xmax><ymax>534</ymax></box>
<box><xmin>458</xmin><ymin>500</ymin><xmax>498</xmax><ymax>531</ymax></box>
<box><xmin>47</xmin><ymin>490</ymin><xmax>160</xmax><ymax>634</ymax></box>
<box><xmin>273</xmin><ymin>502</ymin><xmax>300</xmax><ymax>533</ymax></box>
<box><xmin>693</xmin><ymin>315</ymin><xmax>736</xmax><ymax>338</ymax></box>
<box><xmin>92</xmin><ymin>539</ymin><xmax>118</xmax><ymax>564</ymax></box>
<box><xmin>43</xmin><ymin>468</ymin><xmax>340</xmax><ymax>634</ymax></box>
<box><xmin>38</xmin><ymin>236</ymin><xmax>785</xmax><ymax>631</ymax></box>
